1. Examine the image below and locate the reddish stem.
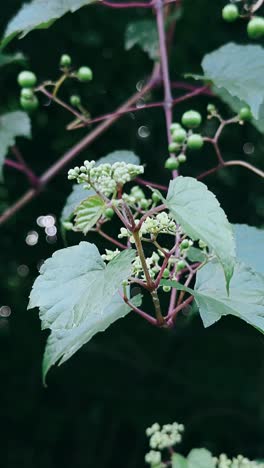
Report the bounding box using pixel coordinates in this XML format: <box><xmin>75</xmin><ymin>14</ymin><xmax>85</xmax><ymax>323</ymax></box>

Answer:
<box><xmin>122</xmin><ymin>294</ymin><xmax>158</xmax><ymax>326</ymax></box>
<box><xmin>98</xmin><ymin>229</ymin><xmax>127</xmax><ymax>250</ymax></box>
<box><xmin>135</xmin><ymin>177</ymin><xmax>168</xmax><ymax>192</ymax></box>
<box><xmin>100</xmin><ymin>0</ymin><xmax>152</xmax><ymax>7</ymax></box>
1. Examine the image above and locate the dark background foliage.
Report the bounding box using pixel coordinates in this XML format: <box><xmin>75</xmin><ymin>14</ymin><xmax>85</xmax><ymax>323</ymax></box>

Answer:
<box><xmin>0</xmin><ymin>1</ymin><xmax>264</xmax><ymax>467</ymax></box>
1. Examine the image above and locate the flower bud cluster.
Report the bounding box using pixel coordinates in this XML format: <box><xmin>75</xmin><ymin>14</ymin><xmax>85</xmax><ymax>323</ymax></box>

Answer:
<box><xmin>146</xmin><ymin>422</ymin><xmax>184</xmax><ymax>451</ymax></box>
<box><xmin>68</xmin><ymin>160</ymin><xmax>144</xmax><ymax>196</ymax></box>
<box><xmin>122</xmin><ymin>186</ymin><xmax>151</xmax><ymax>210</ymax></box>
<box><xmin>213</xmin><ymin>453</ymin><xmax>264</xmax><ymax>468</ymax></box>
<box><xmin>118</xmin><ymin>212</ymin><xmax>177</xmax><ymax>242</ymax></box>
<box><xmin>101</xmin><ymin>249</ymin><xmax>121</xmax><ymax>262</ymax></box>
<box><xmin>144</xmin><ymin>450</ymin><xmax>163</xmax><ymax>467</ymax></box>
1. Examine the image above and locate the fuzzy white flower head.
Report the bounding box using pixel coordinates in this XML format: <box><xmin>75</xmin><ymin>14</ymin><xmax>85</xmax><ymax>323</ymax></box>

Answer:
<box><xmin>101</xmin><ymin>249</ymin><xmax>120</xmax><ymax>262</ymax></box>
<box><xmin>145</xmin><ymin>450</ymin><xmax>162</xmax><ymax>466</ymax></box>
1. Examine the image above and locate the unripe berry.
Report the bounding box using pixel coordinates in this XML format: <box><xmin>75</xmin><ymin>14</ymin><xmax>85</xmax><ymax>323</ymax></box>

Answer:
<box><xmin>165</xmin><ymin>157</ymin><xmax>179</xmax><ymax>170</ymax></box>
<box><xmin>187</xmin><ymin>134</ymin><xmax>204</xmax><ymax>150</ymax></box>
<box><xmin>247</xmin><ymin>16</ymin><xmax>264</xmax><ymax>39</ymax></box>
<box><xmin>140</xmin><ymin>199</ymin><xmax>149</xmax><ymax>210</ymax></box>
<box><xmin>181</xmin><ymin>239</ymin><xmax>190</xmax><ymax>249</ymax></box>
<box><xmin>168</xmin><ymin>142</ymin><xmax>181</xmax><ymax>153</ymax></box>
<box><xmin>207</xmin><ymin>103</ymin><xmax>216</xmax><ymax>114</ymax></box>
<box><xmin>105</xmin><ymin>207</ymin><xmax>115</xmax><ymax>219</ymax></box>
<box><xmin>162</xmin><ymin>268</ymin><xmax>170</xmax><ymax>279</ymax></box>
<box><xmin>21</xmin><ymin>88</ymin><xmax>34</xmax><ymax>99</ymax></box>
<box><xmin>17</xmin><ymin>70</ymin><xmax>37</xmax><ymax>88</ymax></box>
<box><xmin>181</xmin><ymin>110</ymin><xmax>202</xmax><ymax>128</ymax></box>
<box><xmin>239</xmin><ymin>107</ymin><xmax>253</xmax><ymax>121</ymax></box>
<box><xmin>178</xmin><ymin>154</ymin><xmax>187</xmax><ymax>164</ymax></box>
<box><xmin>77</xmin><ymin>66</ymin><xmax>93</xmax><ymax>82</ymax></box>
<box><xmin>60</xmin><ymin>54</ymin><xmax>72</xmax><ymax>67</ymax></box>
<box><xmin>222</xmin><ymin>4</ymin><xmax>239</xmax><ymax>22</ymax></box>
<box><xmin>20</xmin><ymin>95</ymin><xmax>39</xmax><ymax>111</ymax></box>
<box><xmin>152</xmin><ymin>192</ymin><xmax>161</xmax><ymax>203</ymax></box>
<box><xmin>172</xmin><ymin>128</ymin><xmax>187</xmax><ymax>144</ymax></box>
<box><xmin>170</xmin><ymin>123</ymin><xmax>182</xmax><ymax>133</ymax></box>
<box><xmin>176</xmin><ymin>260</ymin><xmax>186</xmax><ymax>271</ymax></box>
<box><xmin>163</xmin><ymin>285</ymin><xmax>171</xmax><ymax>293</ymax></box>
<box><xmin>70</xmin><ymin>95</ymin><xmax>81</xmax><ymax>106</ymax></box>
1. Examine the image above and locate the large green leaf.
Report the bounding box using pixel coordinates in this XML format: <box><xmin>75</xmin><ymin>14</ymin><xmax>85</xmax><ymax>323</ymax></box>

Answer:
<box><xmin>162</xmin><ymin>260</ymin><xmax>264</xmax><ymax>331</ymax></box>
<box><xmin>28</xmin><ymin>242</ymin><xmax>136</xmax><ymax>380</ymax></box>
<box><xmin>165</xmin><ymin>176</ymin><xmax>235</xmax><ymax>289</ymax></box>
<box><xmin>0</xmin><ymin>111</ymin><xmax>31</xmax><ymax>178</ymax></box>
<box><xmin>233</xmin><ymin>224</ymin><xmax>264</xmax><ymax>274</ymax></box>
<box><xmin>125</xmin><ymin>20</ymin><xmax>159</xmax><ymax>61</ymax></box>
<box><xmin>73</xmin><ymin>195</ymin><xmax>105</xmax><ymax>234</ymax></box>
<box><xmin>2</xmin><ymin>0</ymin><xmax>96</xmax><ymax>47</ymax></box>
<box><xmin>201</xmin><ymin>43</ymin><xmax>264</xmax><ymax>119</ymax></box>
<box><xmin>61</xmin><ymin>150</ymin><xmax>140</xmax><ymax>224</ymax></box>
<box><xmin>187</xmin><ymin>449</ymin><xmax>215</xmax><ymax>468</ymax></box>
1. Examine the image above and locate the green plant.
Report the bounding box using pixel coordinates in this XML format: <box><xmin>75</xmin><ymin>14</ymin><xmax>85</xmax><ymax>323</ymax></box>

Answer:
<box><xmin>0</xmin><ymin>0</ymin><xmax>263</xmax><ymax>402</ymax></box>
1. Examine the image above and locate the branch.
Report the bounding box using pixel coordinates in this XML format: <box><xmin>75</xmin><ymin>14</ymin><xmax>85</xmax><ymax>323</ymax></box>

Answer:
<box><xmin>0</xmin><ymin>64</ymin><xmax>160</xmax><ymax>225</ymax></box>
<box><xmin>251</xmin><ymin>0</ymin><xmax>264</xmax><ymax>13</ymax></box>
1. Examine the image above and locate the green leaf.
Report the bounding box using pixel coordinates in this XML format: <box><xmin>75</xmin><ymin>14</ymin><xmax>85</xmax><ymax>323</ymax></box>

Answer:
<box><xmin>0</xmin><ymin>111</ymin><xmax>31</xmax><ymax>178</ymax></box>
<box><xmin>187</xmin><ymin>448</ymin><xmax>215</xmax><ymax>468</ymax></box>
<box><xmin>125</xmin><ymin>20</ymin><xmax>159</xmax><ymax>61</ymax></box>
<box><xmin>73</xmin><ymin>195</ymin><xmax>105</xmax><ymax>234</ymax></box>
<box><xmin>172</xmin><ymin>453</ymin><xmax>188</xmax><ymax>468</ymax></box>
<box><xmin>165</xmin><ymin>176</ymin><xmax>235</xmax><ymax>290</ymax></box>
<box><xmin>201</xmin><ymin>43</ymin><xmax>264</xmax><ymax>119</ymax></box>
<box><xmin>0</xmin><ymin>51</ymin><xmax>26</xmax><ymax>67</ymax></box>
<box><xmin>28</xmin><ymin>242</ymin><xmax>136</xmax><ymax>380</ymax></box>
<box><xmin>61</xmin><ymin>150</ymin><xmax>140</xmax><ymax>224</ymax></box>
<box><xmin>162</xmin><ymin>260</ymin><xmax>264</xmax><ymax>332</ymax></box>
<box><xmin>187</xmin><ymin>246</ymin><xmax>207</xmax><ymax>263</ymax></box>
<box><xmin>233</xmin><ymin>224</ymin><xmax>264</xmax><ymax>274</ymax></box>
<box><xmin>2</xmin><ymin>0</ymin><xmax>96</xmax><ymax>47</ymax></box>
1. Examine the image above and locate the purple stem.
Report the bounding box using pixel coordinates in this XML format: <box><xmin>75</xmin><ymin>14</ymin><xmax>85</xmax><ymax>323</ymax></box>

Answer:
<box><xmin>135</xmin><ymin>177</ymin><xmax>168</xmax><ymax>192</ymax></box>
<box><xmin>100</xmin><ymin>0</ymin><xmax>152</xmax><ymax>7</ymax></box>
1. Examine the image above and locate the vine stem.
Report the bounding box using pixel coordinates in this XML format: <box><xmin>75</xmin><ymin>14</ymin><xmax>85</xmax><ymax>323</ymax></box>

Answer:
<box><xmin>0</xmin><ymin>64</ymin><xmax>160</xmax><ymax>225</ymax></box>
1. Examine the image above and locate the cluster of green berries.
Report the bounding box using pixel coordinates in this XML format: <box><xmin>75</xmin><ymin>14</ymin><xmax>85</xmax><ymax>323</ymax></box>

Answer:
<box><xmin>17</xmin><ymin>71</ymin><xmax>39</xmax><ymax>112</ymax></box>
<box><xmin>68</xmin><ymin>160</ymin><xmax>144</xmax><ymax>197</ymax></box>
<box><xmin>165</xmin><ymin>111</ymin><xmax>203</xmax><ymax>171</ymax></box>
<box><xmin>60</xmin><ymin>53</ymin><xmax>93</xmax><ymax>81</ymax></box>
<box><xmin>206</xmin><ymin>103</ymin><xmax>252</xmax><ymax>123</ymax></box>
<box><xmin>222</xmin><ymin>4</ymin><xmax>264</xmax><ymax>39</ymax></box>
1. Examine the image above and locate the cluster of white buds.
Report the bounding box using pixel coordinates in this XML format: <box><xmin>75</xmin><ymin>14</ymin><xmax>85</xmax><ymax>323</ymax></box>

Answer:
<box><xmin>68</xmin><ymin>160</ymin><xmax>144</xmax><ymax>196</ymax></box>
<box><xmin>122</xmin><ymin>186</ymin><xmax>152</xmax><ymax>211</ymax></box>
<box><xmin>146</xmin><ymin>422</ymin><xmax>184</xmax><ymax>451</ymax></box>
<box><xmin>213</xmin><ymin>453</ymin><xmax>264</xmax><ymax>468</ymax></box>
<box><xmin>132</xmin><ymin>252</ymin><xmax>161</xmax><ymax>278</ymax></box>
<box><xmin>118</xmin><ymin>212</ymin><xmax>177</xmax><ymax>242</ymax></box>
<box><xmin>144</xmin><ymin>450</ymin><xmax>163</xmax><ymax>467</ymax></box>
<box><xmin>101</xmin><ymin>249</ymin><xmax>121</xmax><ymax>262</ymax></box>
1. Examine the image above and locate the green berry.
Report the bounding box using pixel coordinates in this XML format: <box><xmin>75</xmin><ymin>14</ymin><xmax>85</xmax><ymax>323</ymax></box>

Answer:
<box><xmin>20</xmin><ymin>95</ymin><xmax>39</xmax><ymax>111</ymax></box>
<box><xmin>239</xmin><ymin>107</ymin><xmax>253</xmax><ymax>121</ymax></box>
<box><xmin>172</xmin><ymin>128</ymin><xmax>187</xmax><ymax>144</ymax></box>
<box><xmin>60</xmin><ymin>54</ymin><xmax>72</xmax><ymax>67</ymax></box>
<box><xmin>21</xmin><ymin>88</ymin><xmax>34</xmax><ymax>99</ymax></box>
<box><xmin>222</xmin><ymin>4</ymin><xmax>239</xmax><ymax>22</ymax></box>
<box><xmin>180</xmin><ymin>239</ymin><xmax>190</xmax><ymax>249</ymax></box>
<box><xmin>140</xmin><ymin>199</ymin><xmax>149</xmax><ymax>210</ymax></box>
<box><xmin>152</xmin><ymin>192</ymin><xmax>161</xmax><ymax>203</ymax></box>
<box><xmin>105</xmin><ymin>207</ymin><xmax>115</xmax><ymax>219</ymax></box>
<box><xmin>70</xmin><ymin>95</ymin><xmax>81</xmax><ymax>106</ymax></box>
<box><xmin>163</xmin><ymin>285</ymin><xmax>171</xmax><ymax>293</ymax></box>
<box><xmin>247</xmin><ymin>16</ymin><xmax>264</xmax><ymax>39</ymax></box>
<box><xmin>77</xmin><ymin>66</ymin><xmax>93</xmax><ymax>82</ymax></box>
<box><xmin>207</xmin><ymin>103</ymin><xmax>216</xmax><ymax>114</ymax></box>
<box><xmin>165</xmin><ymin>157</ymin><xmax>180</xmax><ymax>170</ymax></box>
<box><xmin>168</xmin><ymin>142</ymin><xmax>181</xmax><ymax>153</ymax></box>
<box><xmin>176</xmin><ymin>260</ymin><xmax>186</xmax><ymax>271</ymax></box>
<box><xmin>187</xmin><ymin>134</ymin><xmax>204</xmax><ymax>150</ymax></box>
<box><xmin>182</xmin><ymin>110</ymin><xmax>202</xmax><ymax>129</ymax></box>
<box><xmin>178</xmin><ymin>153</ymin><xmax>187</xmax><ymax>164</ymax></box>
<box><xmin>162</xmin><ymin>268</ymin><xmax>170</xmax><ymax>279</ymax></box>
<box><xmin>17</xmin><ymin>71</ymin><xmax>37</xmax><ymax>88</ymax></box>
<box><xmin>170</xmin><ymin>123</ymin><xmax>182</xmax><ymax>133</ymax></box>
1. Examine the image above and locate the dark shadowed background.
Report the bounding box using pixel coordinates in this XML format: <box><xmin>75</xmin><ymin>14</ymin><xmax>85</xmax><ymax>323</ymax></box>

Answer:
<box><xmin>0</xmin><ymin>1</ymin><xmax>264</xmax><ymax>467</ymax></box>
